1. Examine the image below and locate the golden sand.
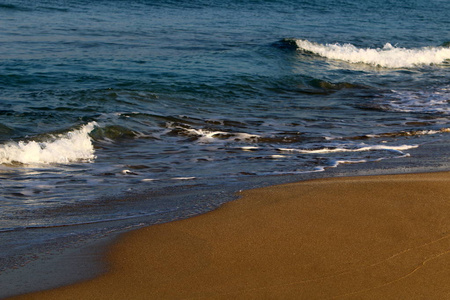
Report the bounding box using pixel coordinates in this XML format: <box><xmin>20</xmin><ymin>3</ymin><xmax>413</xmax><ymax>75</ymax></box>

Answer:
<box><xmin>12</xmin><ymin>172</ymin><xmax>450</xmax><ymax>299</ymax></box>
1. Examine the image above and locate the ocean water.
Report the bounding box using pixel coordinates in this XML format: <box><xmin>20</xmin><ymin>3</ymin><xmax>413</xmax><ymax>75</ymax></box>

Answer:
<box><xmin>1</xmin><ymin>0</ymin><xmax>449</xmax><ymax>292</ymax></box>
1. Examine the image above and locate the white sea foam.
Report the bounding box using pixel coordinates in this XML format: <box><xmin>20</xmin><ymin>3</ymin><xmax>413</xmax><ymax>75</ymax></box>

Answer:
<box><xmin>367</xmin><ymin>128</ymin><xmax>450</xmax><ymax>138</ymax></box>
<box><xmin>277</xmin><ymin>144</ymin><xmax>418</xmax><ymax>154</ymax></box>
<box><xmin>0</xmin><ymin>122</ymin><xmax>97</xmax><ymax>165</ymax></box>
<box><xmin>168</xmin><ymin>124</ymin><xmax>260</xmax><ymax>143</ymax></box>
<box><xmin>141</xmin><ymin>178</ymin><xmax>157</xmax><ymax>182</ymax></box>
<box><xmin>333</xmin><ymin>159</ymin><xmax>368</xmax><ymax>165</ymax></box>
<box><xmin>241</xmin><ymin>146</ymin><xmax>259</xmax><ymax>151</ymax></box>
<box><xmin>183</xmin><ymin>128</ymin><xmax>228</xmax><ymax>142</ymax></box>
<box><xmin>295</xmin><ymin>39</ymin><xmax>450</xmax><ymax>68</ymax></box>
<box><xmin>385</xmin><ymin>87</ymin><xmax>450</xmax><ymax>113</ymax></box>
<box><xmin>172</xmin><ymin>177</ymin><xmax>196</xmax><ymax>180</ymax></box>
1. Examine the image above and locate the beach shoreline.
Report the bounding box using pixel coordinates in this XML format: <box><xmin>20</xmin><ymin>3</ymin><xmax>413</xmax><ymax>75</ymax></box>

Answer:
<box><xmin>1</xmin><ymin>0</ymin><xmax>450</xmax><ymax>298</ymax></box>
<box><xmin>9</xmin><ymin>170</ymin><xmax>450</xmax><ymax>299</ymax></box>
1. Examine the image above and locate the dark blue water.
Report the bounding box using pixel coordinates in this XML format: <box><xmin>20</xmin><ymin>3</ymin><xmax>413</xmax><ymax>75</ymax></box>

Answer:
<box><xmin>0</xmin><ymin>0</ymin><xmax>449</xmax><ymax>292</ymax></box>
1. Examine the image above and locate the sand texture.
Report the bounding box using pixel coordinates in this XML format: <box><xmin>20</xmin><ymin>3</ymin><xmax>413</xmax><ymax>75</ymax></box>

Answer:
<box><xmin>11</xmin><ymin>172</ymin><xmax>450</xmax><ymax>299</ymax></box>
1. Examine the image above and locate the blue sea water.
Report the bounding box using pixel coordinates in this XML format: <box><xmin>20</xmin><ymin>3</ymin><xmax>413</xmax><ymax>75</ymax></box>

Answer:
<box><xmin>0</xmin><ymin>0</ymin><xmax>449</xmax><ymax>294</ymax></box>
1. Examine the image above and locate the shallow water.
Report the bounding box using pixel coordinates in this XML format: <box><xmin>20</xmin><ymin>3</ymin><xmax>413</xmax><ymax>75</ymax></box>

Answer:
<box><xmin>0</xmin><ymin>0</ymin><xmax>449</xmax><ymax>289</ymax></box>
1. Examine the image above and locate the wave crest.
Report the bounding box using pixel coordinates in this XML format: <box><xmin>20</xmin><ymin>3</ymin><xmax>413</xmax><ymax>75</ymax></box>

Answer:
<box><xmin>0</xmin><ymin>122</ymin><xmax>97</xmax><ymax>165</ymax></box>
<box><xmin>294</xmin><ymin>39</ymin><xmax>450</xmax><ymax>68</ymax></box>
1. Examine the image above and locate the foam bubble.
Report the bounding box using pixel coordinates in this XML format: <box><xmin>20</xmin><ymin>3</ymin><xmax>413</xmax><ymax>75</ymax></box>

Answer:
<box><xmin>295</xmin><ymin>39</ymin><xmax>450</xmax><ymax>68</ymax></box>
<box><xmin>0</xmin><ymin>122</ymin><xmax>97</xmax><ymax>165</ymax></box>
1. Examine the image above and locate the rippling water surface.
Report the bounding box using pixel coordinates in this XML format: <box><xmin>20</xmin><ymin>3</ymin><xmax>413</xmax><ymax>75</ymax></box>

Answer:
<box><xmin>0</xmin><ymin>0</ymin><xmax>449</xmax><ymax>283</ymax></box>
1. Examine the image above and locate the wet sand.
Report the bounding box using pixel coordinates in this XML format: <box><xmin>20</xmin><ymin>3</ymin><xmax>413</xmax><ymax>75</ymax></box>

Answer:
<box><xmin>11</xmin><ymin>172</ymin><xmax>450</xmax><ymax>299</ymax></box>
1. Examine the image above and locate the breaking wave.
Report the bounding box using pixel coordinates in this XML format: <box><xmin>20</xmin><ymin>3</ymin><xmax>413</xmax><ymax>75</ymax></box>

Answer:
<box><xmin>0</xmin><ymin>122</ymin><xmax>97</xmax><ymax>165</ymax></box>
<box><xmin>294</xmin><ymin>39</ymin><xmax>450</xmax><ymax>68</ymax></box>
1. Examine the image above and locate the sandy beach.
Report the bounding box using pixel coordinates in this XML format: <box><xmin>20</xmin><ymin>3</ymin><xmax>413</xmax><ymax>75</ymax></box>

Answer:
<box><xmin>11</xmin><ymin>171</ymin><xmax>450</xmax><ymax>299</ymax></box>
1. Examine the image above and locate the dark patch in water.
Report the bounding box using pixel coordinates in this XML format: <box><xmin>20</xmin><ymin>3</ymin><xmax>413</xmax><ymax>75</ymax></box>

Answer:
<box><xmin>90</xmin><ymin>125</ymin><xmax>138</xmax><ymax>141</ymax></box>
<box><xmin>0</xmin><ymin>3</ymin><xmax>30</xmax><ymax>11</ymax></box>
<box><xmin>0</xmin><ymin>123</ymin><xmax>13</xmax><ymax>136</ymax></box>
<box><xmin>272</xmin><ymin>38</ymin><xmax>298</xmax><ymax>50</ymax></box>
<box><xmin>305</xmin><ymin>79</ymin><xmax>369</xmax><ymax>94</ymax></box>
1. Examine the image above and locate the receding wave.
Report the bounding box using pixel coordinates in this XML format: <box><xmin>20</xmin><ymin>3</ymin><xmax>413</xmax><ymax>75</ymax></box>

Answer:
<box><xmin>384</xmin><ymin>88</ymin><xmax>450</xmax><ymax>114</ymax></box>
<box><xmin>294</xmin><ymin>39</ymin><xmax>450</xmax><ymax>68</ymax></box>
<box><xmin>0</xmin><ymin>122</ymin><xmax>97</xmax><ymax>165</ymax></box>
<box><xmin>359</xmin><ymin>86</ymin><xmax>450</xmax><ymax>114</ymax></box>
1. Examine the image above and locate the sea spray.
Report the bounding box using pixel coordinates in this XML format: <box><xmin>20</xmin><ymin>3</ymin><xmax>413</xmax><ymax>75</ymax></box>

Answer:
<box><xmin>0</xmin><ymin>122</ymin><xmax>97</xmax><ymax>165</ymax></box>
